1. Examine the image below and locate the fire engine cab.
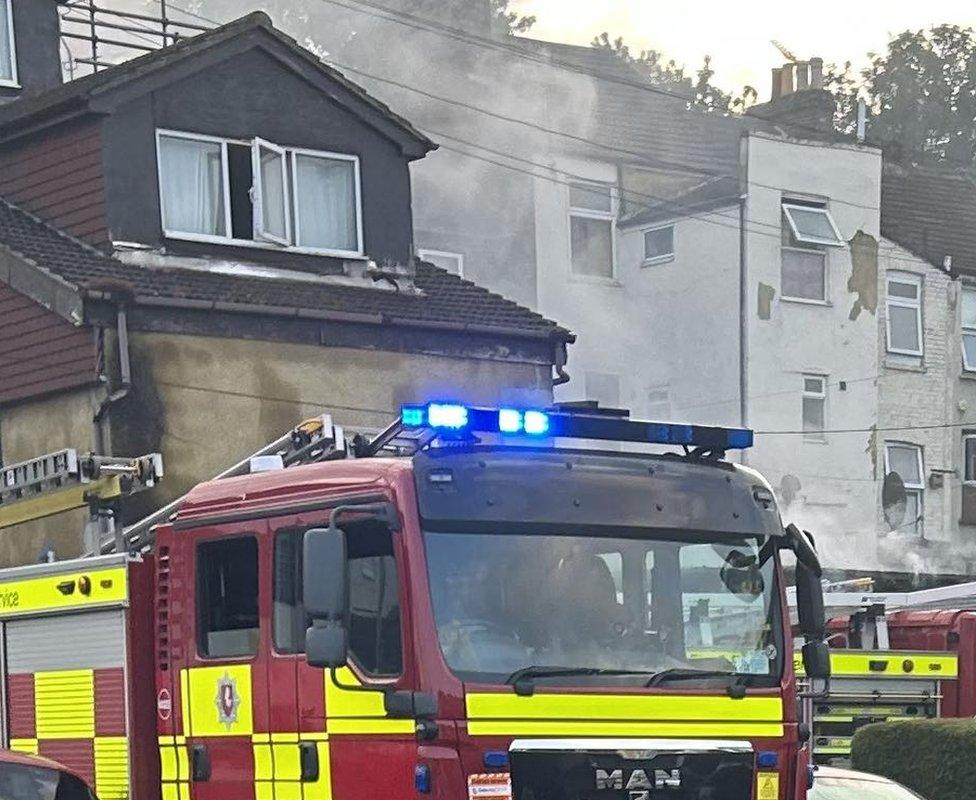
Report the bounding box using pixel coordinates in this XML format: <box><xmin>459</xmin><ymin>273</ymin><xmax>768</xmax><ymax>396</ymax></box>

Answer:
<box><xmin>0</xmin><ymin>403</ymin><xmax>830</xmax><ymax>800</ymax></box>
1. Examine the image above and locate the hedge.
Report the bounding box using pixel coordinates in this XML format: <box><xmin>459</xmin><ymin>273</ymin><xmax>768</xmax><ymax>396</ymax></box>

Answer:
<box><xmin>851</xmin><ymin>719</ymin><xmax>976</xmax><ymax>800</ymax></box>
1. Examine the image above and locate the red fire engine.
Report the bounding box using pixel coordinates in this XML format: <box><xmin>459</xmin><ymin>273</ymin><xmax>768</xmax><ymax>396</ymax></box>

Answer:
<box><xmin>0</xmin><ymin>403</ymin><xmax>830</xmax><ymax>800</ymax></box>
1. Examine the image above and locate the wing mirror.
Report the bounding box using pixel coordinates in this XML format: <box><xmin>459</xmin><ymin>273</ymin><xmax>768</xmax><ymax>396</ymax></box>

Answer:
<box><xmin>303</xmin><ymin>523</ymin><xmax>349</xmax><ymax>669</ymax></box>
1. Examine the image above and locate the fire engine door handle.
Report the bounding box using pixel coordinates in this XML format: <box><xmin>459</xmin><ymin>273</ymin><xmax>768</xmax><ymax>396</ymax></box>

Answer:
<box><xmin>191</xmin><ymin>744</ymin><xmax>211</xmax><ymax>782</ymax></box>
<box><xmin>299</xmin><ymin>742</ymin><xmax>319</xmax><ymax>782</ymax></box>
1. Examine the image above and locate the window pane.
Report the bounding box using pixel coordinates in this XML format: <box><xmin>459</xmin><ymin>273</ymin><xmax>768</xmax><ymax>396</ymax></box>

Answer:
<box><xmin>966</xmin><ymin>438</ymin><xmax>976</xmax><ymax>482</ymax></box>
<box><xmin>644</xmin><ymin>226</ymin><xmax>674</xmax><ymax>261</ymax></box>
<box><xmin>903</xmin><ymin>491</ymin><xmax>922</xmax><ymax>536</ymax></box>
<box><xmin>963</xmin><ymin>289</ymin><xmax>976</xmax><ymax>328</ymax></box>
<box><xmin>802</xmin><ymin>396</ymin><xmax>824</xmax><ymax>434</ymax></box>
<box><xmin>571</xmin><ymin>216</ymin><xmax>613</xmax><ymax>277</ymax></box>
<box><xmin>258</xmin><ymin>145</ymin><xmax>288</xmax><ymax>242</ymax></box>
<box><xmin>295</xmin><ymin>155</ymin><xmax>358</xmax><ymax>251</ymax></box>
<box><xmin>784</xmin><ymin>205</ymin><xmax>842</xmax><ymax>244</ymax></box>
<box><xmin>348</xmin><ymin>525</ymin><xmax>402</xmax><ymax>676</ymax></box>
<box><xmin>965</xmin><ymin>333</ymin><xmax>976</xmax><ymax>371</ymax></box>
<box><xmin>198</xmin><ymin>538</ymin><xmax>258</xmax><ymax>658</ymax></box>
<box><xmin>804</xmin><ymin>377</ymin><xmax>824</xmax><ymax>394</ymax></box>
<box><xmin>887</xmin><ymin>445</ymin><xmax>922</xmax><ymax>486</ymax></box>
<box><xmin>273</xmin><ymin>531</ymin><xmax>304</xmax><ymax>654</ymax></box>
<box><xmin>570</xmin><ymin>183</ymin><xmax>612</xmax><ymax>213</ymax></box>
<box><xmin>889</xmin><ymin>305</ymin><xmax>920</xmax><ymax>352</ymax></box>
<box><xmin>0</xmin><ymin>1</ymin><xmax>12</xmax><ymax>82</ymax></box>
<box><xmin>159</xmin><ymin>136</ymin><xmax>225</xmax><ymax>236</ymax></box>
<box><xmin>888</xmin><ymin>280</ymin><xmax>918</xmax><ymax>300</ymax></box>
<box><xmin>781</xmin><ymin>249</ymin><xmax>825</xmax><ymax>300</ymax></box>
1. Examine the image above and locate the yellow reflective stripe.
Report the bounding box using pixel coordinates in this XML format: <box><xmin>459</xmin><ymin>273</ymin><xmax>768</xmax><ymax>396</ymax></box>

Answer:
<box><xmin>10</xmin><ymin>738</ymin><xmax>38</xmax><ymax>755</ymax></box>
<box><xmin>466</xmin><ymin>692</ymin><xmax>783</xmax><ymax>723</ymax></box>
<box><xmin>94</xmin><ymin>737</ymin><xmax>129</xmax><ymax>800</ymax></box>
<box><xmin>324</xmin><ymin>667</ymin><xmax>415</xmax><ymax>735</ymax></box>
<box><xmin>795</xmin><ymin>650</ymin><xmax>958</xmax><ymax>678</ymax></box>
<box><xmin>183</xmin><ymin>664</ymin><xmax>254</xmax><ymax>737</ymax></box>
<box><xmin>468</xmin><ymin>720</ymin><xmax>785</xmax><ymax>737</ymax></box>
<box><xmin>326</xmin><ymin>717</ymin><xmax>415</xmax><ymax>735</ymax></box>
<box><xmin>0</xmin><ymin>566</ymin><xmax>127</xmax><ymax>617</ymax></box>
<box><xmin>253</xmin><ymin>743</ymin><xmax>274</xmax><ymax>781</ymax></box>
<box><xmin>160</xmin><ymin>746</ymin><xmax>179</xmax><ymax>782</ymax></box>
<box><xmin>36</xmin><ymin>670</ymin><xmax>95</xmax><ymax>738</ymax></box>
<box><xmin>303</xmin><ymin>742</ymin><xmax>333</xmax><ymax>800</ymax></box>
<box><xmin>272</xmin><ymin>732</ymin><xmax>300</xmax><ymax>743</ymax></box>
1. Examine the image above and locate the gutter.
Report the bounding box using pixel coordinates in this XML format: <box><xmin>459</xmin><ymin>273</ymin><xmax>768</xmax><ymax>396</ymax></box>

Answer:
<box><xmin>82</xmin><ymin>289</ymin><xmax>576</xmax><ymax>344</ymax></box>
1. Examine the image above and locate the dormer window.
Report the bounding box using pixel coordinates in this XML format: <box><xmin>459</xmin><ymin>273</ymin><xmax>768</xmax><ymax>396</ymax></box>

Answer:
<box><xmin>156</xmin><ymin>130</ymin><xmax>362</xmax><ymax>257</ymax></box>
<box><xmin>0</xmin><ymin>0</ymin><xmax>18</xmax><ymax>87</ymax></box>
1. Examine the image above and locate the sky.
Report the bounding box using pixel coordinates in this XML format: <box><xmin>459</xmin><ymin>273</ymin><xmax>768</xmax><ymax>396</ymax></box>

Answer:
<box><xmin>511</xmin><ymin>0</ymin><xmax>976</xmax><ymax>97</ymax></box>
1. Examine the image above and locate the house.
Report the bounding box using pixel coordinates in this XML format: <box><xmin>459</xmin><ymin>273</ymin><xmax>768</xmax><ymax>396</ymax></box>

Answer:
<box><xmin>0</xmin><ymin>5</ymin><xmax>572</xmax><ymax>565</ymax></box>
<box><xmin>878</xmin><ymin>163</ymin><xmax>976</xmax><ymax>574</ymax></box>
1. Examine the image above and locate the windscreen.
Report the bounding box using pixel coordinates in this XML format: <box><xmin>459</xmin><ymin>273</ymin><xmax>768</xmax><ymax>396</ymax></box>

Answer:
<box><xmin>812</xmin><ymin>777</ymin><xmax>923</xmax><ymax>800</ymax></box>
<box><xmin>424</xmin><ymin>528</ymin><xmax>781</xmax><ymax>686</ymax></box>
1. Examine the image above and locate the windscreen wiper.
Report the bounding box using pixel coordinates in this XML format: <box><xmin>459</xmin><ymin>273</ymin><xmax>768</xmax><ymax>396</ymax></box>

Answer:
<box><xmin>645</xmin><ymin>668</ymin><xmax>750</xmax><ymax>698</ymax></box>
<box><xmin>506</xmin><ymin>665</ymin><xmax>649</xmax><ymax>696</ymax></box>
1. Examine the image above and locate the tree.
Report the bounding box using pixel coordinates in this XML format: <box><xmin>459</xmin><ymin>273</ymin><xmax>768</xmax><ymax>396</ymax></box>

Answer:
<box><xmin>489</xmin><ymin>0</ymin><xmax>535</xmax><ymax>34</ymax></box>
<box><xmin>828</xmin><ymin>25</ymin><xmax>976</xmax><ymax>165</ymax></box>
<box><xmin>591</xmin><ymin>33</ymin><xmax>756</xmax><ymax>114</ymax></box>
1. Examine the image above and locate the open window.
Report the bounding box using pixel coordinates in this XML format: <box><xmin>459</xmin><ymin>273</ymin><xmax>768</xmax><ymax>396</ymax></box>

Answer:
<box><xmin>252</xmin><ymin>138</ymin><xmax>290</xmax><ymax>245</ymax></box>
<box><xmin>782</xmin><ymin>203</ymin><xmax>844</xmax><ymax>248</ymax></box>
<box><xmin>569</xmin><ymin>182</ymin><xmax>616</xmax><ymax>279</ymax></box>
<box><xmin>884</xmin><ymin>442</ymin><xmax>924</xmax><ymax>537</ymax></box>
<box><xmin>0</xmin><ymin>0</ymin><xmax>16</xmax><ymax>86</ymax></box>
<box><xmin>156</xmin><ymin>129</ymin><xmax>363</xmax><ymax>256</ymax></box>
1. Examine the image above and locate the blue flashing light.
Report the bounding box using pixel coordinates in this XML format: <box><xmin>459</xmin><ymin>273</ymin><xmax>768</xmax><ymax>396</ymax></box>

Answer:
<box><xmin>414</xmin><ymin>764</ymin><xmax>431</xmax><ymax>794</ymax></box>
<box><xmin>757</xmin><ymin>751</ymin><xmax>778</xmax><ymax>769</ymax></box>
<box><xmin>399</xmin><ymin>403</ymin><xmax>753</xmax><ymax>451</ymax></box>
<box><xmin>498</xmin><ymin>408</ymin><xmax>522</xmax><ymax>433</ymax></box>
<box><xmin>727</xmin><ymin>428</ymin><xmax>755</xmax><ymax>449</ymax></box>
<box><xmin>483</xmin><ymin>751</ymin><xmax>509</xmax><ymax>769</ymax></box>
<box><xmin>401</xmin><ymin>405</ymin><xmax>426</xmax><ymax>428</ymax></box>
<box><xmin>523</xmin><ymin>410</ymin><xmax>550</xmax><ymax>436</ymax></box>
<box><xmin>427</xmin><ymin>403</ymin><xmax>469</xmax><ymax>429</ymax></box>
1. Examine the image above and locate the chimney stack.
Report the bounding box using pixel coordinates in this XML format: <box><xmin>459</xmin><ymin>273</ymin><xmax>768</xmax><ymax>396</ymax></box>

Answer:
<box><xmin>751</xmin><ymin>54</ymin><xmax>835</xmax><ymax>136</ymax></box>
<box><xmin>0</xmin><ymin>0</ymin><xmax>63</xmax><ymax>103</ymax></box>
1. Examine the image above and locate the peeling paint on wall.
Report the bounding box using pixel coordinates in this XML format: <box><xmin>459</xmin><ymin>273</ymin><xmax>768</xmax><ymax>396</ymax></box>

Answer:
<box><xmin>848</xmin><ymin>230</ymin><xmax>879</xmax><ymax>321</ymax></box>
<box><xmin>757</xmin><ymin>283</ymin><xmax>776</xmax><ymax>320</ymax></box>
<box><xmin>866</xmin><ymin>425</ymin><xmax>878</xmax><ymax>479</ymax></box>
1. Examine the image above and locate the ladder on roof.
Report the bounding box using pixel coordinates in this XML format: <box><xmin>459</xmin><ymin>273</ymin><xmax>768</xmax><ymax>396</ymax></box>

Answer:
<box><xmin>0</xmin><ymin>449</ymin><xmax>163</xmax><ymax>553</ymax></box>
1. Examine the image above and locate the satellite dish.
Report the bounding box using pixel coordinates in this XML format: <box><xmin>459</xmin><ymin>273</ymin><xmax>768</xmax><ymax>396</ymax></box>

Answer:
<box><xmin>882</xmin><ymin>471</ymin><xmax>907</xmax><ymax>529</ymax></box>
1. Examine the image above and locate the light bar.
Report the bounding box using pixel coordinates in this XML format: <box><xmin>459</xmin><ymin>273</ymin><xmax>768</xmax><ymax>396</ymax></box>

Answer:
<box><xmin>399</xmin><ymin>403</ymin><xmax>753</xmax><ymax>450</ymax></box>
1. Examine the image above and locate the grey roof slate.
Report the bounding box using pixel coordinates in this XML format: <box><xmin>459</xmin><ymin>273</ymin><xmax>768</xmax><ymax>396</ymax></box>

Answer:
<box><xmin>881</xmin><ymin>163</ymin><xmax>976</xmax><ymax>275</ymax></box>
<box><xmin>0</xmin><ymin>196</ymin><xmax>572</xmax><ymax>341</ymax></box>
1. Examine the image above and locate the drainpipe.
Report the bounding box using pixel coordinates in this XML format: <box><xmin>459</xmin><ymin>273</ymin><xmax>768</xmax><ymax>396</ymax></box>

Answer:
<box><xmin>738</xmin><ymin>191</ymin><xmax>749</xmax><ymax>468</ymax></box>
<box><xmin>553</xmin><ymin>340</ymin><xmax>571</xmax><ymax>386</ymax></box>
<box><xmin>93</xmin><ymin>300</ymin><xmax>132</xmax><ymax>453</ymax></box>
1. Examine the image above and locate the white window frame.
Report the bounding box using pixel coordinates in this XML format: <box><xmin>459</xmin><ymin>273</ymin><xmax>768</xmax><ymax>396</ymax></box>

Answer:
<box><xmin>964</xmin><ymin>434</ymin><xmax>976</xmax><ymax>484</ymax></box>
<box><xmin>801</xmin><ymin>374</ymin><xmax>827</xmax><ymax>441</ymax></box>
<box><xmin>417</xmin><ymin>249</ymin><xmax>464</xmax><ymax>276</ymax></box>
<box><xmin>568</xmin><ymin>181</ymin><xmax>617</xmax><ymax>281</ymax></box>
<box><xmin>642</xmin><ymin>224</ymin><xmax>675</xmax><ymax>266</ymax></box>
<box><xmin>884</xmin><ymin>442</ymin><xmax>925</xmax><ymax>536</ymax></box>
<box><xmin>962</xmin><ymin>286</ymin><xmax>976</xmax><ymax>372</ymax></box>
<box><xmin>782</xmin><ymin>202</ymin><xmax>845</xmax><ymax>248</ymax></box>
<box><xmin>0</xmin><ymin>0</ymin><xmax>18</xmax><ymax>89</ymax></box>
<box><xmin>290</xmin><ymin>146</ymin><xmax>364</xmax><ymax>258</ymax></box>
<box><xmin>885</xmin><ymin>271</ymin><xmax>923</xmax><ymax>357</ymax></box>
<box><xmin>155</xmin><ymin>129</ymin><xmax>365</xmax><ymax>259</ymax></box>
<box><xmin>252</xmin><ymin>137</ymin><xmax>291</xmax><ymax>247</ymax></box>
